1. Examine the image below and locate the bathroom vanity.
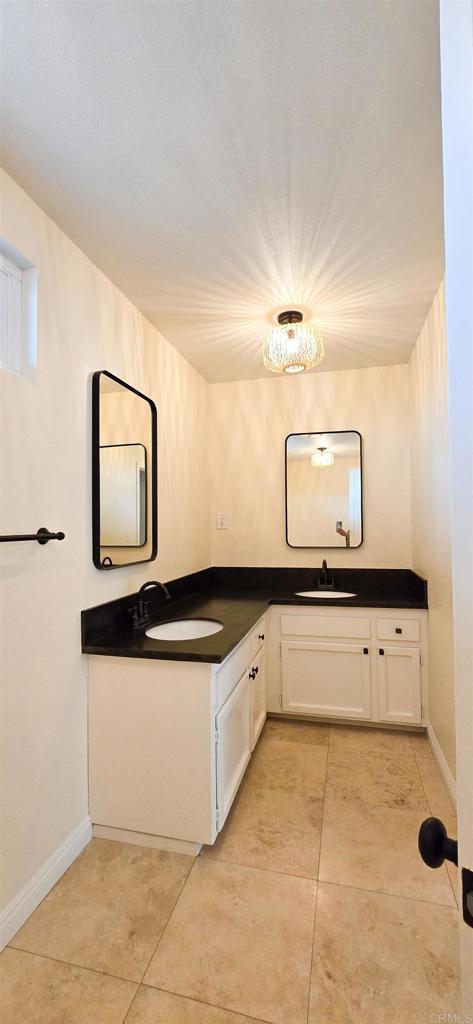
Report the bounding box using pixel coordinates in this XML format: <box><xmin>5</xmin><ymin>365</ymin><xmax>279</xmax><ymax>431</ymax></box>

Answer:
<box><xmin>83</xmin><ymin>566</ymin><xmax>428</xmax><ymax>853</ymax></box>
<box><xmin>88</xmin><ymin>609</ymin><xmax>267</xmax><ymax>853</ymax></box>
<box><xmin>267</xmin><ymin>605</ymin><xmax>426</xmax><ymax>725</ymax></box>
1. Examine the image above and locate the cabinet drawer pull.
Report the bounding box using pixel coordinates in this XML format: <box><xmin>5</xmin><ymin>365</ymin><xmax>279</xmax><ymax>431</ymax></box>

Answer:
<box><xmin>379</xmin><ymin>648</ymin><xmax>385</xmax><ymax>655</ymax></box>
<box><xmin>258</xmin><ymin>633</ymin><xmax>265</xmax><ymax>640</ymax></box>
<box><xmin>363</xmin><ymin>647</ymin><xmax>369</xmax><ymax>655</ymax></box>
<box><xmin>395</xmin><ymin>627</ymin><xmax>402</xmax><ymax>634</ymax></box>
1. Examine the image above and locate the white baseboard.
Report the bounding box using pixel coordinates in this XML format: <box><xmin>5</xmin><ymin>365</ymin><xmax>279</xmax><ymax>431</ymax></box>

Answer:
<box><xmin>427</xmin><ymin>722</ymin><xmax>457</xmax><ymax>808</ymax></box>
<box><xmin>0</xmin><ymin>816</ymin><xmax>92</xmax><ymax>952</ymax></box>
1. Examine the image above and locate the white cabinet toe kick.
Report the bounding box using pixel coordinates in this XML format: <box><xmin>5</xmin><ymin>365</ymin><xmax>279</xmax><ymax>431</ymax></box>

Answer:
<box><xmin>88</xmin><ymin>615</ymin><xmax>267</xmax><ymax>851</ymax></box>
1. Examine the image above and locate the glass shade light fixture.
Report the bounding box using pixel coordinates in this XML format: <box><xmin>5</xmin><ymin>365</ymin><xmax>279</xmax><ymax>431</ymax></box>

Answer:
<box><xmin>263</xmin><ymin>310</ymin><xmax>324</xmax><ymax>375</ymax></box>
<box><xmin>311</xmin><ymin>446</ymin><xmax>334</xmax><ymax>468</ymax></box>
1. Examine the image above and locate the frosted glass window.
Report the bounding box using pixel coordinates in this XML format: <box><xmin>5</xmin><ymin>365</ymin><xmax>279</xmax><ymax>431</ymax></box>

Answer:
<box><xmin>0</xmin><ymin>247</ymin><xmax>37</xmax><ymax>379</ymax></box>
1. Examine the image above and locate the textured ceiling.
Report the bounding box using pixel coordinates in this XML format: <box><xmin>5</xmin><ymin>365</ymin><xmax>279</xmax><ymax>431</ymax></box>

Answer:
<box><xmin>1</xmin><ymin>1</ymin><xmax>444</xmax><ymax>382</ymax></box>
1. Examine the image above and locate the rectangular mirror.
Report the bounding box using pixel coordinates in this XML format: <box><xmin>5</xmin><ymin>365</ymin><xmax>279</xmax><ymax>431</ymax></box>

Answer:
<box><xmin>285</xmin><ymin>430</ymin><xmax>363</xmax><ymax>548</ymax></box>
<box><xmin>92</xmin><ymin>371</ymin><xmax>157</xmax><ymax>569</ymax></box>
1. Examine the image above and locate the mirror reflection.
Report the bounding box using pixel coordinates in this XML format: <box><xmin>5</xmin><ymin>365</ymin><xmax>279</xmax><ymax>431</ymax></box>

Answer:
<box><xmin>92</xmin><ymin>371</ymin><xmax>157</xmax><ymax>568</ymax></box>
<box><xmin>99</xmin><ymin>444</ymin><xmax>147</xmax><ymax>547</ymax></box>
<box><xmin>285</xmin><ymin>431</ymin><xmax>363</xmax><ymax>548</ymax></box>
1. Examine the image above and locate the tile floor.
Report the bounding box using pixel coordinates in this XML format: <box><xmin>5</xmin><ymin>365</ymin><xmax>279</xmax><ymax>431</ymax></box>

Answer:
<box><xmin>1</xmin><ymin>720</ymin><xmax>460</xmax><ymax>1023</ymax></box>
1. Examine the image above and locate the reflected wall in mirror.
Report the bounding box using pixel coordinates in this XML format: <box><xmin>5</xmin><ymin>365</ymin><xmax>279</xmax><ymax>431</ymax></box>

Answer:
<box><xmin>285</xmin><ymin>430</ymin><xmax>363</xmax><ymax>548</ymax></box>
<box><xmin>92</xmin><ymin>371</ymin><xmax>157</xmax><ymax>569</ymax></box>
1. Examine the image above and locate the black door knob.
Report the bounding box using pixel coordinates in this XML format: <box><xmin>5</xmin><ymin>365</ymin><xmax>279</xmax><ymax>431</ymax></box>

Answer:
<box><xmin>418</xmin><ymin>817</ymin><xmax>458</xmax><ymax>868</ymax></box>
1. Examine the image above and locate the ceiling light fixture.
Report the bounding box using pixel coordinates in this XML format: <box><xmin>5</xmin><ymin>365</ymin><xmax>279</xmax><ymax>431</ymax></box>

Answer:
<box><xmin>311</xmin><ymin>447</ymin><xmax>334</xmax><ymax>467</ymax></box>
<box><xmin>263</xmin><ymin>311</ymin><xmax>324</xmax><ymax>375</ymax></box>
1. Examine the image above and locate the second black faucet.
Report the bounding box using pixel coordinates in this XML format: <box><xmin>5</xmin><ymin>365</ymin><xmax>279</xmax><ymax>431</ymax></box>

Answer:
<box><xmin>317</xmin><ymin>560</ymin><xmax>336</xmax><ymax>590</ymax></box>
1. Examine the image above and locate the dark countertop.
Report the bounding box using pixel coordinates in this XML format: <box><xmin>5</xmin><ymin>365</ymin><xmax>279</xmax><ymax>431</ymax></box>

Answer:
<box><xmin>82</xmin><ymin>566</ymin><xmax>428</xmax><ymax>665</ymax></box>
<box><xmin>83</xmin><ymin>591</ymin><xmax>269</xmax><ymax>664</ymax></box>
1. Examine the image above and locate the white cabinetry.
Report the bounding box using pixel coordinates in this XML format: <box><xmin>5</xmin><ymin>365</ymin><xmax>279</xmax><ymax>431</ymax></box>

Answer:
<box><xmin>88</xmin><ymin>613</ymin><xmax>267</xmax><ymax>851</ymax></box>
<box><xmin>216</xmin><ymin>671</ymin><xmax>251</xmax><ymax>828</ymax></box>
<box><xmin>249</xmin><ymin>645</ymin><xmax>266</xmax><ymax>749</ymax></box>
<box><xmin>377</xmin><ymin>645</ymin><xmax>422</xmax><ymax>725</ymax></box>
<box><xmin>274</xmin><ymin>607</ymin><xmax>427</xmax><ymax>728</ymax></box>
<box><xmin>282</xmin><ymin>641</ymin><xmax>371</xmax><ymax>719</ymax></box>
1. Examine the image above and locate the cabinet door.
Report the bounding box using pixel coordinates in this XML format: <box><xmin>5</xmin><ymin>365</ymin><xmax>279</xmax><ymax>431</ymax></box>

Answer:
<box><xmin>249</xmin><ymin>647</ymin><xmax>266</xmax><ymax>750</ymax></box>
<box><xmin>281</xmin><ymin>641</ymin><xmax>372</xmax><ymax>719</ymax></box>
<box><xmin>377</xmin><ymin>646</ymin><xmax>422</xmax><ymax>725</ymax></box>
<box><xmin>216</xmin><ymin>671</ymin><xmax>251</xmax><ymax>830</ymax></box>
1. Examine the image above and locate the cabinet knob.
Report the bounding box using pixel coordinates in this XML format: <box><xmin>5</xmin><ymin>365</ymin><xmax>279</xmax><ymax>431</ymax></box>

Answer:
<box><xmin>249</xmin><ymin>669</ymin><xmax>256</xmax><ymax>680</ymax></box>
<box><xmin>379</xmin><ymin>648</ymin><xmax>384</xmax><ymax>655</ymax></box>
<box><xmin>395</xmin><ymin>627</ymin><xmax>402</xmax><ymax>634</ymax></box>
<box><xmin>363</xmin><ymin>647</ymin><xmax>369</xmax><ymax>655</ymax></box>
<box><xmin>258</xmin><ymin>633</ymin><xmax>265</xmax><ymax>640</ymax></box>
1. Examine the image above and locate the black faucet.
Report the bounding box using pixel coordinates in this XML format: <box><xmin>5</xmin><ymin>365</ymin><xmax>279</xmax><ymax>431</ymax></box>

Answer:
<box><xmin>138</xmin><ymin>580</ymin><xmax>171</xmax><ymax>603</ymax></box>
<box><xmin>317</xmin><ymin>559</ymin><xmax>336</xmax><ymax>590</ymax></box>
<box><xmin>130</xmin><ymin>580</ymin><xmax>172</xmax><ymax>630</ymax></box>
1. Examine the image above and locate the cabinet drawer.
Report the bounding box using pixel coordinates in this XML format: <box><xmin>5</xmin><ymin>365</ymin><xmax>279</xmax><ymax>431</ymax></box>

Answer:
<box><xmin>280</xmin><ymin>613</ymin><xmax>370</xmax><ymax>640</ymax></box>
<box><xmin>376</xmin><ymin>618</ymin><xmax>420</xmax><ymax>642</ymax></box>
<box><xmin>248</xmin><ymin>614</ymin><xmax>266</xmax><ymax>662</ymax></box>
<box><xmin>216</xmin><ymin>636</ymin><xmax>250</xmax><ymax>709</ymax></box>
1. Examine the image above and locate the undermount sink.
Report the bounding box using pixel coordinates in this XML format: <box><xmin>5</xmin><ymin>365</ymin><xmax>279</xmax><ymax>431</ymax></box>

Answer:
<box><xmin>295</xmin><ymin>591</ymin><xmax>357</xmax><ymax>599</ymax></box>
<box><xmin>145</xmin><ymin>618</ymin><xmax>224</xmax><ymax>641</ymax></box>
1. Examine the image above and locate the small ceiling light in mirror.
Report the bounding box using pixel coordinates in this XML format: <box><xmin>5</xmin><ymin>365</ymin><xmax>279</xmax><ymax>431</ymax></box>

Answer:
<box><xmin>263</xmin><ymin>310</ymin><xmax>324</xmax><ymax>375</ymax></box>
<box><xmin>311</xmin><ymin>447</ymin><xmax>334</xmax><ymax>467</ymax></box>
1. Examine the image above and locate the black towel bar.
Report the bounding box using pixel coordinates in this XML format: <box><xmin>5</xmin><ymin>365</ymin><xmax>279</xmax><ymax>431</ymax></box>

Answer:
<box><xmin>0</xmin><ymin>527</ymin><xmax>65</xmax><ymax>545</ymax></box>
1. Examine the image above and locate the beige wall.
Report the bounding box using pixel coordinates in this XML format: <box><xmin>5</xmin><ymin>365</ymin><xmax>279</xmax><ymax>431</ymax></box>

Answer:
<box><xmin>409</xmin><ymin>281</ymin><xmax>456</xmax><ymax>777</ymax></box>
<box><xmin>0</xmin><ymin>170</ymin><xmax>210</xmax><ymax>911</ymax></box>
<box><xmin>209</xmin><ymin>365</ymin><xmax>412</xmax><ymax>568</ymax></box>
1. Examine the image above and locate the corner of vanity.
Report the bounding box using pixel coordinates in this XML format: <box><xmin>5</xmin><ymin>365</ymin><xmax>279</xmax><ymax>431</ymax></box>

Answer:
<box><xmin>83</xmin><ymin>565</ymin><xmax>427</xmax><ymax>855</ymax></box>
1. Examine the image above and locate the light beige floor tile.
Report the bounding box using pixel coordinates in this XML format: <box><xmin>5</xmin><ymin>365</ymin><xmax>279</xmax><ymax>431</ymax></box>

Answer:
<box><xmin>409</xmin><ymin>731</ymin><xmax>434</xmax><ymax>758</ymax></box>
<box><xmin>319</xmin><ymin>797</ymin><xmax>456</xmax><ymax>905</ymax></box>
<box><xmin>246</xmin><ymin>735</ymin><xmax>327</xmax><ymax>799</ymax></box>
<box><xmin>308</xmin><ymin>883</ymin><xmax>460</xmax><ymax>1023</ymax></box>
<box><xmin>10</xmin><ymin>839</ymin><xmax>193</xmax><ymax>982</ymax></box>
<box><xmin>144</xmin><ymin>858</ymin><xmax>316</xmax><ymax>1024</ymax></box>
<box><xmin>325</xmin><ymin>746</ymin><xmax>427</xmax><ymax>811</ymax></box>
<box><xmin>263</xmin><ymin>717</ymin><xmax>329</xmax><ymax>746</ymax></box>
<box><xmin>126</xmin><ymin>986</ymin><xmax>266</xmax><ymax>1023</ymax></box>
<box><xmin>203</xmin><ymin>780</ymin><xmax>323</xmax><ymax>878</ymax></box>
<box><xmin>0</xmin><ymin>947</ymin><xmax>136</xmax><ymax>1024</ymax></box>
<box><xmin>330</xmin><ymin>724</ymin><xmax>412</xmax><ymax>756</ymax></box>
<box><xmin>417</xmin><ymin>757</ymin><xmax>457</xmax><ymax>817</ymax></box>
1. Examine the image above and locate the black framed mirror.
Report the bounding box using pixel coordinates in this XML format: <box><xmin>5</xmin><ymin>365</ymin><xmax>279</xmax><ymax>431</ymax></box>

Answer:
<box><xmin>285</xmin><ymin>430</ymin><xmax>363</xmax><ymax>548</ymax></box>
<box><xmin>92</xmin><ymin>370</ymin><xmax>157</xmax><ymax>569</ymax></box>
